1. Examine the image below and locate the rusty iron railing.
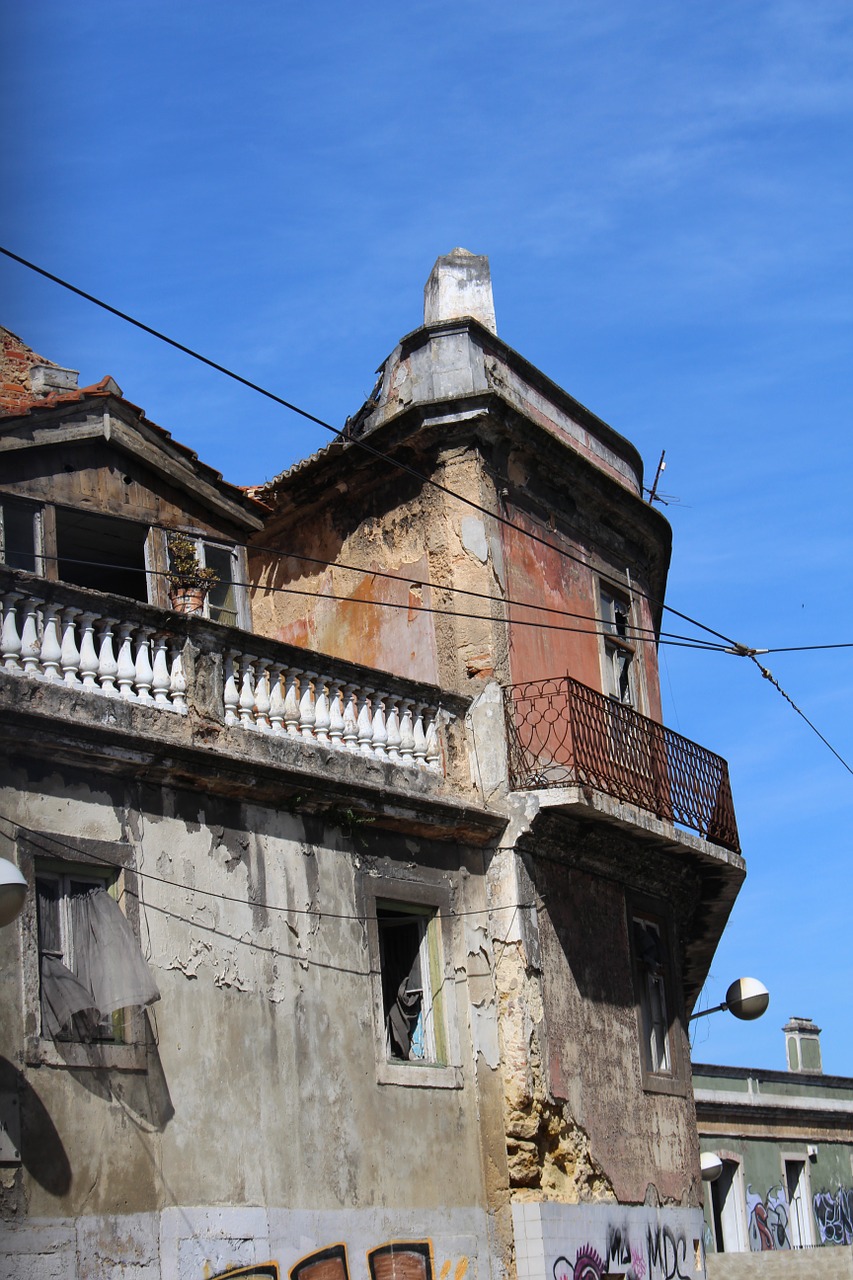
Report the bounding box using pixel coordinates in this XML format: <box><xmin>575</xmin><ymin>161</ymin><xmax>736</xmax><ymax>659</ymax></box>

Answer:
<box><xmin>503</xmin><ymin>675</ymin><xmax>740</xmax><ymax>852</ymax></box>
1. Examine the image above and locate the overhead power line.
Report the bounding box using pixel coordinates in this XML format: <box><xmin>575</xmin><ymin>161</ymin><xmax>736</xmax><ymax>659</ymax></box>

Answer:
<box><xmin>3</xmin><ymin>247</ymin><xmax>849</xmax><ymax>774</ymax></box>
<box><xmin>0</xmin><ymin>245</ymin><xmax>739</xmax><ymax>654</ymax></box>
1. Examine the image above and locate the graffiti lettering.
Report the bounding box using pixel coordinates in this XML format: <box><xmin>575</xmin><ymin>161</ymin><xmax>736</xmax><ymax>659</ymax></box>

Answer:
<box><xmin>554</xmin><ymin>1226</ymin><xmax>690</xmax><ymax>1280</ymax></box>
<box><xmin>645</xmin><ymin>1227</ymin><xmax>690</xmax><ymax>1280</ymax></box>
<box><xmin>746</xmin><ymin>1185</ymin><xmax>790</xmax><ymax>1252</ymax></box>
<box><xmin>813</xmin><ymin>1188</ymin><xmax>853</xmax><ymax>1247</ymax></box>
<box><xmin>211</xmin><ymin>1242</ymin><xmax>465</xmax><ymax>1280</ymax></box>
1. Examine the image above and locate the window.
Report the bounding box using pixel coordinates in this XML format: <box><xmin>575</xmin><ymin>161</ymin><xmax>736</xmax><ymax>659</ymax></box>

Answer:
<box><xmin>0</xmin><ymin>497</ymin><xmax>42</xmax><ymax>573</ymax></box>
<box><xmin>168</xmin><ymin>536</ymin><xmax>247</xmax><ymax>628</ymax></box>
<box><xmin>710</xmin><ymin>1158</ymin><xmax>748</xmax><ymax>1252</ymax></box>
<box><xmin>784</xmin><ymin>1159</ymin><xmax>814</xmax><ymax>1248</ymax></box>
<box><xmin>364</xmin><ymin>876</ymin><xmax>461</xmax><ymax>1088</ymax></box>
<box><xmin>377</xmin><ymin>904</ymin><xmax>447</xmax><ymax>1065</ymax></box>
<box><xmin>633</xmin><ymin>915</ymin><xmax>670</xmax><ymax>1073</ymax></box>
<box><xmin>55</xmin><ymin>508</ymin><xmax>150</xmax><ymax>602</ymax></box>
<box><xmin>24</xmin><ymin>844</ymin><xmax>160</xmax><ymax>1067</ymax></box>
<box><xmin>629</xmin><ymin>903</ymin><xmax>685</xmax><ymax>1094</ymax></box>
<box><xmin>36</xmin><ymin>864</ymin><xmax>159</xmax><ymax>1044</ymax></box>
<box><xmin>599</xmin><ymin>585</ymin><xmax>635</xmax><ymax>706</ymax></box>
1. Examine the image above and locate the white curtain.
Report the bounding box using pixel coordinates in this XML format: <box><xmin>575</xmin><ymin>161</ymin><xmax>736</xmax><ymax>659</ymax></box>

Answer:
<box><xmin>40</xmin><ymin>884</ymin><xmax>159</xmax><ymax>1038</ymax></box>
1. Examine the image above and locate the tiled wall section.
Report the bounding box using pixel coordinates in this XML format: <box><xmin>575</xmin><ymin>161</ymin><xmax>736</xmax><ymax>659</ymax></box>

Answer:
<box><xmin>0</xmin><ymin>1206</ymin><xmax>491</xmax><ymax>1280</ymax></box>
<box><xmin>512</xmin><ymin>1201</ymin><xmax>707</xmax><ymax>1280</ymax></box>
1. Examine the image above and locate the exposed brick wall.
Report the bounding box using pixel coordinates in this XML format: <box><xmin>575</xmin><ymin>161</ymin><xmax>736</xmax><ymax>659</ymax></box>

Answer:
<box><xmin>0</xmin><ymin>327</ymin><xmax>59</xmax><ymax>415</ymax></box>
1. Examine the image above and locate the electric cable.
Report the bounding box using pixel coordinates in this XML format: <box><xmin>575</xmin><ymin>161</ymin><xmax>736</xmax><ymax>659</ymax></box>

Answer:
<box><xmin>9</xmin><ymin>548</ymin><xmax>730</xmax><ymax>652</ymax></box>
<box><xmin>747</xmin><ymin>655</ymin><xmax>853</xmax><ymax>777</ymax></box>
<box><xmin>0</xmin><ymin>245</ymin><xmax>740</xmax><ymax>653</ymax></box>
<box><xmin>1</xmin><ymin>815</ymin><xmax>533</xmax><ymax>925</ymax></box>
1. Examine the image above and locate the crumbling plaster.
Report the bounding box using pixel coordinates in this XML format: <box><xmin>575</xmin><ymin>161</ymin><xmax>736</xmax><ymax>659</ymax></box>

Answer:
<box><xmin>0</xmin><ymin>759</ymin><xmax>501</xmax><ymax>1224</ymax></box>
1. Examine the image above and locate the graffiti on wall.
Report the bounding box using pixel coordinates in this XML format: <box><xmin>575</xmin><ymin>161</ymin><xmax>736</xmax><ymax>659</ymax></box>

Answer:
<box><xmin>212</xmin><ymin>1241</ymin><xmax>470</xmax><ymax>1280</ymax></box>
<box><xmin>813</xmin><ymin>1189</ymin><xmax>853</xmax><ymax>1246</ymax></box>
<box><xmin>745</xmin><ymin>1184</ymin><xmax>791</xmax><ymax>1251</ymax></box>
<box><xmin>553</xmin><ymin>1223</ymin><xmax>696</xmax><ymax>1280</ymax></box>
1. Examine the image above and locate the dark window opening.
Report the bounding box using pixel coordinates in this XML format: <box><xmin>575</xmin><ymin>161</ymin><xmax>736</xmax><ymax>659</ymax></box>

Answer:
<box><xmin>377</xmin><ymin>904</ymin><xmax>446</xmax><ymax>1064</ymax></box>
<box><xmin>56</xmin><ymin>509</ymin><xmax>148</xmax><ymax>601</ymax></box>
<box><xmin>0</xmin><ymin>498</ymin><xmax>39</xmax><ymax>572</ymax></box>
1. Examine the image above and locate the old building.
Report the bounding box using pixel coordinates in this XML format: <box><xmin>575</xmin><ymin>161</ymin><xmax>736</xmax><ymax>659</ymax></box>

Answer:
<box><xmin>1</xmin><ymin>252</ymin><xmax>744</xmax><ymax>1280</ymax></box>
<box><xmin>696</xmin><ymin>1019</ymin><xmax>853</xmax><ymax>1277</ymax></box>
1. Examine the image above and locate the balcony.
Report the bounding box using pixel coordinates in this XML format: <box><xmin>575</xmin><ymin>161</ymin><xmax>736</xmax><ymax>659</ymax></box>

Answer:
<box><xmin>503</xmin><ymin>675</ymin><xmax>740</xmax><ymax>853</ymax></box>
<box><xmin>0</xmin><ymin>567</ymin><xmax>454</xmax><ymax>778</ymax></box>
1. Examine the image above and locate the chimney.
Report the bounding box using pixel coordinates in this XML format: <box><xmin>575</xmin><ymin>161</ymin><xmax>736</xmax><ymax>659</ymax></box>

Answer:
<box><xmin>784</xmin><ymin>1016</ymin><xmax>823</xmax><ymax>1074</ymax></box>
<box><xmin>424</xmin><ymin>247</ymin><xmax>497</xmax><ymax>335</ymax></box>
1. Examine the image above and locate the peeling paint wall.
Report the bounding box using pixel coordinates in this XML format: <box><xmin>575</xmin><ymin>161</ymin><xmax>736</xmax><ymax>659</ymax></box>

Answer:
<box><xmin>0</xmin><ymin>758</ymin><xmax>508</xmax><ymax>1279</ymax></box>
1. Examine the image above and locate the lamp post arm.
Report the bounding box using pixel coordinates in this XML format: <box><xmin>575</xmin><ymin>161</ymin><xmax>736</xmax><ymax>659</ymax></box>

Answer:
<box><xmin>688</xmin><ymin>1001</ymin><xmax>728</xmax><ymax>1023</ymax></box>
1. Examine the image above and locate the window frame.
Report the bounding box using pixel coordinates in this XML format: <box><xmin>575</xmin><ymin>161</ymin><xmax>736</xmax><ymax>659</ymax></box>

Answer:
<box><xmin>0</xmin><ymin>495</ymin><xmax>45</xmax><ymax>575</ymax></box>
<box><xmin>596</xmin><ymin>579</ymin><xmax>642</xmax><ymax>711</ymax></box>
<box><xmin>163</xmin><ymin>531</ymin><xmax>251</xmax><ymax>630</ymax></box>
<box><xmin>628</xmin><ymin>898</ymin><xmax>687</xmax><ymax>1096</ymax></box>
<box><xmin>363</xmin><ymin>875</ymin><xmax>461</xmax><ymax>1089</ymax></box>
<box><xmin>782</xmin><ymin>1152</ymin><xmax>816</xmax><ymax>1248</ymax></box>
<box><xmin>18</xmin><ymin>832</ymin><xmax>150</xmax><ymax>1071</ymax></box>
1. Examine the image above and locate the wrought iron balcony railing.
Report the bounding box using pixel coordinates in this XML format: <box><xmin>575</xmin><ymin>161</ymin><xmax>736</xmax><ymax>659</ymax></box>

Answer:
<box><xmin>503</xmin><ymin>675</ymin><xmax>740</xmax><ymax>852</ymax></box>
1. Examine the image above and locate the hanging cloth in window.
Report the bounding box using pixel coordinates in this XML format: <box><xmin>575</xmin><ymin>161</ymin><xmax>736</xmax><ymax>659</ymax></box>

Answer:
<box><xmin>40</xmin><ymin>885</ymin><xmax>160</xmax><ymax>1037</ymax></box>
<box><xmin>70</xmin><ymin>885</ymin><xmax>160</xmax><ymax>1015</ymax></box>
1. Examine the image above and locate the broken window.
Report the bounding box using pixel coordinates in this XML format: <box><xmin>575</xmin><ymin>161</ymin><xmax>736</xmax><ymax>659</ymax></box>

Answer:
<box><xmin>377</xmin><ymin>903</ymin><xmax>447</xmax><ymax>1065</ymax></box>
<box><xmin>36</xmin><ymin>864</ymin><xmax>159</xmax><ymax>1043</ymax></box>
<box><xmin>632</xmin><ymin>913</ymin><xmax>672</xmax><ymax>1075</ymax></box>
<box><xmin>55</xmin><ymin>507</ymin><xmax>150</xmax><ymax>602</ymax></box>
<box><xmin>599</xmin><ymin>585</ymin><xmax>636</xmax><ymax>707</ymax></box>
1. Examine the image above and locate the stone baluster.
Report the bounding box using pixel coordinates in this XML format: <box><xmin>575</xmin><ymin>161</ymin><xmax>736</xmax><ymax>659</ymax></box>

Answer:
<box><xmin>327</xmin><ymin>681</ymin><xmax>344</xmax><ymax>750</ymax></box>
<box><xmin>356</xmin><ymin>687</ymin><xmax>374</xmax><ymax>757</ymax></box>
<box><xmin>299</xmin><ymin>671</ymin><xmax>317</xmax><ymax>741</ymax></box>
<box><xmin>169</xmin><ymin>642</ymin><xmax>187</xmax><ymax>714</ymax></box>
<box><xmin>26</xmin><ymin>600</ymin><xmax>51</xmax><ymax>678</ymax></box>
<box><xmin>283</xmin><ymin>668</ymin><xmax>301</xmax><ymax>738</ymax></box>
<box><xmin>342</xmin><ymin>684</ymin><xmax>360</xmax><ymax>753</ymax></box>
<box><xmin>413</xmin><ymin>704</ymin><xmax>428</xmax><ymax>768</ymax></box>
<box><xmin>134</xmin><ymin>628</ymin><xmax>155</xmax><ymax>705</ymax></box>
<box><xmin>254</xmin><ymin>659</ymin><xmax>272</xmax><ymax>731</ymax></box>
<box><xmin>399</xmin><ymin>700</ymin><xmax>416</xmax><ymax>766</ymax></box>
<box><xmin>60</xmin><ymin>608</ymin><xmax>82</xmax><ymax>688</ymax></box>
<box><xmin>223</xmin><ymin>650</ymin><xmax>241</xmax><ymax>725</ymax></box>
<box><xmin>238</xmin><ymin>655</ymin><xmax>257</xmax><ymax>729</ymax></box>
<box><xmin>268</xmin><ymin>665</ymin><xmax>285</xmax><ymax>734</ymax></box>
<box><xmin>116</xmin><ymin>623</ymin><xmax>137</xmax><ymax>700</ymax></box>
<box><xmin>385</xmin><ymin>698</ymin><xmax>402</xmax><ymax>761</ymax></box>
<box><xmin>425</xmin><ymin>710</ymin><xmax>443</xmax><ymax>773</ymax></box>
<box><xmin>1</xmin><ymin>593</ymin><xmax>22</xmax><ymax>672</ymax></box>
<box><xmin>151</xmin><ymin>634</ymin><xmax>173</xmax><ymax>708</ymax></box>
<box><xmin>313</xmin><ymin>675</ymin><xmax>331</xmax><ymax>745</ymax></box>
<box><xmin>371</xmin><ymin>693</ymin><xmax>388</xmax><ymax>760</ymax></box>
<box><xmin>77</xmin><ymin>613</ymin><xmax>100</xmax><ymax>691</ymax></box>
<box><xmin>97</xmin><ymin>619</ymin><xmax>119</xmax><ymax>696</ymax></box>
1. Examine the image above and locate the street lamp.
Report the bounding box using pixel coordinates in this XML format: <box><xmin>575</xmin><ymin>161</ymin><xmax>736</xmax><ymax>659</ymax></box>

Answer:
<box><xmin>689</xmin><ymin>977</ymin><xmax>770</xmax><ymax>1023</ymax></box>
<box><xmin>0</xmin><ymin>857</ymin><xmax>27</xmax><ymax>927</ymax></box>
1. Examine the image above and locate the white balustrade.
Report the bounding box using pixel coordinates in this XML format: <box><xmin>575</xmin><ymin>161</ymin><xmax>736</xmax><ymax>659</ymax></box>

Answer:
<box><xmin>221</xmin><ymin>649</ymin><xmax>448</xmax><ymax>775</ymax></box>
<box><xmin>1</xmin><ymin>579</ymin><xmax>450</xmax><ymax>774</ymax></box>
<box><xmin>0</xmin><ymin>587</ymin><xmax>188</xmax><ymax>713</ymax></box>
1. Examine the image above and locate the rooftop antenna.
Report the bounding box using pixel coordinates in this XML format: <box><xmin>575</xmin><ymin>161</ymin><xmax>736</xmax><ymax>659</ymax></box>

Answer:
<box><xmin>646</xmin><ymin>450</ymin><xmax>666</xmax><ymax>505</ymax></box>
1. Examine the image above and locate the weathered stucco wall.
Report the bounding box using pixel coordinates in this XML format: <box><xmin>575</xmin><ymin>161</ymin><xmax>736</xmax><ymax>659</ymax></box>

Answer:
<box><xmin>249</xmin><ymin>444</ymin><xmax>510</xmax><ymax>701</ymax></box>
<box><xmin>0</xmin><ymin>757</ymin><xmax>509</xmax><ymax>1278</ymax></box>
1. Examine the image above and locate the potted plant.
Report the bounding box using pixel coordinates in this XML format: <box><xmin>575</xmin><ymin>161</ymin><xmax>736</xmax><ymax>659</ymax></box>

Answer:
<box><xmin>166</xmin><ymin>533</ymin><xmax>219</xmax><ymax>615</ymax></box>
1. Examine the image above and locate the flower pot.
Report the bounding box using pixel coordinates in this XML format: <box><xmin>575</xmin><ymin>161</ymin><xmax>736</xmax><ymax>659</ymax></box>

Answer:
<box><xmin>169</xmin><ymin>587</ymin><xmax>207</xmax><ymax>616</ymax></box>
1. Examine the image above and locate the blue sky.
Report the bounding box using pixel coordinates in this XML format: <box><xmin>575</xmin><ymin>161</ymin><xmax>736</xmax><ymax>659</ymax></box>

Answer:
<box><xmin>2</xmin><ymin>1</ymin><xmax>852</xmax><ymax>1072</ymax></box>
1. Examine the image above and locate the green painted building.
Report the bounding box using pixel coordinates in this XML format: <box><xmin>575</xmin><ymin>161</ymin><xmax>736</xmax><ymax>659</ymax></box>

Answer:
<box><xmin>695</xmin><ymin>1018</ymin><xmax>853</xmax><ymax>1260</ymax></box>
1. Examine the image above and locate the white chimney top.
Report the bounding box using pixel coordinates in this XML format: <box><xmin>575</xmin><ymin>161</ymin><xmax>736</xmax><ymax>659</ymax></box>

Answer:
<box><xmin>424</xmin><ymin>247</ymin><xmax>497</xmax><ymax>334</ymax></box>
